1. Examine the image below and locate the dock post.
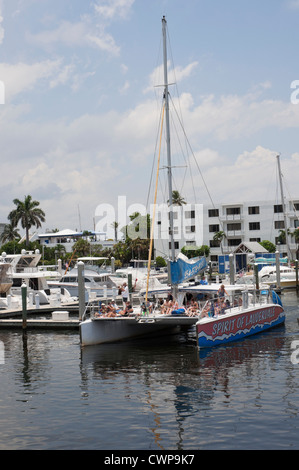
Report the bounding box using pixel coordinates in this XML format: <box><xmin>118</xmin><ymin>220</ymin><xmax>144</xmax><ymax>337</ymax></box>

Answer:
<box><xmin>254</xmin><ymin>263</ymin><xmax>259</xmax><ymax>290</ymax></box>
<box><xmin>78</xmin><ymin>261</ymin><xmax>85</xmax><ymax>321</ymax></box>
<box><xmin>275</xmin><ymin>250</ymin><xmax>281</xmax><ymax>291</ymax></box>
<box><xmin>111</xmin><ymin>256</ymin><xmax>115</xmax><ymax>273</ymax></box>
<box><xmin>21</xmin><ymin>283</ymin><xmax>27</xmax><ymax>329</ymax></box>
<box><xmin>229</xmin><ymin>254</ymin><xmax>235</xmax><ymax>285</ymax></box>
<box><xmin>128</xmin><ymin>273</ymin><xmax>132</xmax><ymax>302</ymax></box>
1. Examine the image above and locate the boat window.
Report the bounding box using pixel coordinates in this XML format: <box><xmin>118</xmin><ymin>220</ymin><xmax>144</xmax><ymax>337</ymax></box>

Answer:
<box><xmin>63</xmin><ymin>277</ymin><xmax>77</xmax><ymax>283</ymax></box>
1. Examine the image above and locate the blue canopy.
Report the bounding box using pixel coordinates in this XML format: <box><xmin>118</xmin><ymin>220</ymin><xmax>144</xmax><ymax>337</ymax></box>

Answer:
<box><xmin>170</xmin><ymin>255</ymin><xmax>207</xmax><ymax>285</ymax></box>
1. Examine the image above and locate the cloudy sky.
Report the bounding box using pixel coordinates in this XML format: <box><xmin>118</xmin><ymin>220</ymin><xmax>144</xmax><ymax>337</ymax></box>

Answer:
<box><xmin>1</xmin><ymin>0</ymin><xmax>299</xmax><ymax>236</ymax></box>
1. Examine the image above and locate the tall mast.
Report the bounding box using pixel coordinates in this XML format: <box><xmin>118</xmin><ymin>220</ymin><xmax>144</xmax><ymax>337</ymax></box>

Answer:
<box><xmin>162</xmin><ymin>16</ymin><xmax>175</xmax><ymax>264</ymax></box>
<box><xmin>276</xmin><ymin>154</ymin><xmax>291</xmax><ymax>261</ymax></box>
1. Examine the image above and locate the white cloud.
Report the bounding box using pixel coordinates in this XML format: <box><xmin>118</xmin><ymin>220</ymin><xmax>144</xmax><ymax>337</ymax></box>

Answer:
<box><xmin>0</xmin><ymin>59</ymin><xmax>63</xmax><ymax>101</ymax></box>
<box><xmin>144</xmin><ymin>61</ymin><xmax>198</xmax><ymax>94</ymax></box>
<box><xmin>94</xmin><ymin>0</ymin><xmax>136</xmax><ymax>20</ymax></box>
<box><xmin>1</xmin><ymin>74</ymin><xmax>299</xmax><ymax>229</ymax></box>
<box><xmin>27</xmin><ymin>1</ymin><xmax>136</xmax><ymax>56</ymax></box>
<box><xmin>28</xmin><ymin>19</ymin><xmax>120</xmax><ymax>55</ymax></box>
<box><xmin>49</xmin><ymin>64</ymin><xmax>75</xmax><ymax>89</ymax></box>
<box><xmin>173</xmin><ymin>91</ymin><xmax>299</xmax><ymax>142</ymax></box>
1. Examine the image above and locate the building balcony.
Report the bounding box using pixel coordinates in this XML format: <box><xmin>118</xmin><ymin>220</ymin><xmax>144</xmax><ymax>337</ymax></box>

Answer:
<box><xmin>219</xmin><ymin>214</ymin><xmax>244</xmax><ymax>222</ymax></box>
<box><xmin>226</xmin><ymin>230</ymin><xmax>245</xmax><ymax>237</ymax></box>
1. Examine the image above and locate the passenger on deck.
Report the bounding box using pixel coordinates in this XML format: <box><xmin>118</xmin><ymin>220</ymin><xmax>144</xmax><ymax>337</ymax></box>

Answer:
<box><xmin>161</xmin><ymin>299</ymin><xmax>173</xmax><ymax>315</ymax></box>
<box><xmin>218</xmin><ymin>284</ymin><xmax>228</xmax><ymax>298</ymax></box>
<box><xmin>219</xmin><ymin>297</ymin><xmax>227</xmax><ymax>315</ymax></box>
<box><xmin>200</xmin><ymin>300</ymin><xmax>211</xmax><ymax>318</ymax></box>
<box><xmin>106</xmin><ymin>300</ymin><xmax>119</xmax><ymax>316</ymax></box>
<box><xmin>120</xmin><ymin>301</ymin><xmax>133</xmax><ymax>316</ymax></box>
<box><xmin>187</xmin><ymin>298</ymin><xmax>199</xmax><ymax>316</ymax></box>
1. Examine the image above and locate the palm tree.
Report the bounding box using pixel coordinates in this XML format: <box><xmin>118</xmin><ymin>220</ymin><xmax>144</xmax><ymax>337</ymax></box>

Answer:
<box><xmin>291</xmin><ymin>228</ymin><xmax>299</xmax><ymax>259</ymax></box>
<box><xmin>168</xmin><ymin>190</ymin><xmax>186</xmax><ymax>206</ymax></box>
<box><xmin>111</xmin><ymin>221</ymin><xmax>119</xmax><ymax>241</ymax></box>
<box><xmin>8</xmin><ymin>195</ymin><xmax>46</xmax><ymax>246</ymax></box>
<box><xmin>213</xmin><ymin>231</ymin><xmax>226</xmax><ymax>254</ymax></box>
<box><xmin>0</xmin><ymin>222</ymin><xmax>20</xmax><ymax>244</ymax></box>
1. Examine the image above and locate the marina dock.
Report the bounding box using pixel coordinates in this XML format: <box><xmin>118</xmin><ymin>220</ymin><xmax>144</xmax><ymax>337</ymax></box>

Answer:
<box><xmin>0</xmin><ymin>302</ymin><xmax>80</xmax><ymax>330</ymax></box>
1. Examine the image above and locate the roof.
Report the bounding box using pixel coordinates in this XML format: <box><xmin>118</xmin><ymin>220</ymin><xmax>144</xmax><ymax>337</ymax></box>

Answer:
<box><xmin>38</xmin><ymin>229</ymin><xmax>80</xmax><ymax>238</ymax></box>
<box><xmin>38</xmin><ymin>229</ymin><xmax>106</xmax><ymax>239</ymax></box>
<box><xmin>233</xmin><ymin>242</ymin><xmax>268</xmax><ymax>254</ymax></box>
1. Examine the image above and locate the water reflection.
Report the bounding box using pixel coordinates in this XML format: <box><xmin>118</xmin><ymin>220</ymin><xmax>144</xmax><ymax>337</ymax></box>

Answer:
<box><xmin>0</xmin><ymin>295</ymin><xmax>297</xmax><ymax>450</ymax></box>
<box><xmin>79</xmin><ymin>322</ymin><xmax>293</xmax><ymax>449</ymax></box>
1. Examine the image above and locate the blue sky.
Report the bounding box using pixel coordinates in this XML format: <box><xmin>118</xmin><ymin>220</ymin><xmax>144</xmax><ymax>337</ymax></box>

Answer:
<box><xmin>1</xmin><ymin>0</ymin><xmax>299</xmax><ymax>235</ymax></box>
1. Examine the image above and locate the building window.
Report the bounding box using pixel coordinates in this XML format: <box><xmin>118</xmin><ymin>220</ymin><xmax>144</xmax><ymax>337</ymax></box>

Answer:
<box><xmin>169</xmin><ymin>241</ymin><xmax>179</xmax><ymax>250</ymax></box>
<box><xmin>208</xmin><ymin>209</ymin><xmax>219</xmax><ymax>217</ymax></box>
<box><xmin>249</xmin><ymin>222</ymin><xmax>260</xmax><ymax>230</ymax></box>
<box><xmin>228</xmin><ymin>238</ymin><xmax>242</xmax><ymax>246</ymax></box>
<box><xmin>185</xmin><ymin>225</ymin><xmax>196</xmax><ymax>233</ymax></box>
<box><xmin>226</xmin><ymin>207</ymin><xmax>241</xmax><ymax>215</ymax></box>
<box><xmin>248</xmin><ymin>206</ymin><xmax>260</xmax><ymax>215</ymax></box>
<box><xmin>185</xmin><ymin>210</ymin><xmax>195</xmax><ymax>219</ymax></box>
<box><xmin>274</xmin><ymin>204</ymin><xmax>283</xmax><ymax>213</ymax></box>
<box><xmin>209</xmin><ymin>224</ymin><xmax>219</xmax><ymax>232</ymax></box>
<box><xmin>274</xmin><ymin>220</ymin><xmax>285</xmax><ymax>229</ymax></box>
<box><xmin>210</xmin><ymin>240</ymin><xmax>220</xmax><ymax>247</ymax></box>
<box><xmin>227</xmin><ymin>223</ymin><xmax>241</xmax><ymax>231</ymax></box>
<box><xmin>249</xmin><ymin>238</ymin><xmax>261</xmax><ymax>242</ymax></box>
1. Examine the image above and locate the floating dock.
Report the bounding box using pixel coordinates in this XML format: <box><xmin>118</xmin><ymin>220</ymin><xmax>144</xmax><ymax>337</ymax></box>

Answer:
<box><xmin>0</xmin><ymin>302</ymin><xmax>80</xmax><ymax>330</ymax></box>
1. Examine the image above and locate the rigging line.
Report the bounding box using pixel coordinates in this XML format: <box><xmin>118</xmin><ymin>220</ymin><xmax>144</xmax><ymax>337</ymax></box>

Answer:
<box><xmin>169</xmin><ymin>93</ymin><xmax>227</xmax><ymax>237</ymax></box>
<box><xmin>166</xmin><ymin>25</ymin><xmax>188</xmax><ymax>152</ymax></box>
<box><xmin>146</xmin><ymin>103</ymin><xmax>165</xmax><ymax>301</ymax></box>
<box><xmin>168</xmin><ymin>101</ymin><xmax>188</xmax><ymax>196</ymax></box>
<box><xmin>146</xmin><ymin>101</ymin><xmax>165</xmax><ymax>211</ymax></box>
<box><xmin>169</xmin><ymin>93</ymin><xmax>197</xmax><ymax>204</ymax></box>
<box><xmin>165</xmin><ymin>25</ymin><xmax>195</xmax><ymax>202</ymax></box>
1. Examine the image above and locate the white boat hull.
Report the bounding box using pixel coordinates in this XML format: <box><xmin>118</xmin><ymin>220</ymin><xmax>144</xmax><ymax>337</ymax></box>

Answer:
<box><xmin>79</xmin><ymin>315</ymin><xmax>197</xmax><ymax>346</ymax></box>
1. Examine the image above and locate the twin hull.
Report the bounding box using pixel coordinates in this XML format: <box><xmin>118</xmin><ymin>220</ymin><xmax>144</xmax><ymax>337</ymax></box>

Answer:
<box><xmin>196</xmin><ymin>304</ymin><xmax>285</xmax><ymax>348</ymax></box>
<box><xmin>79</xmin><ymin>316</ymin><xmax>197</xmax><ymax>346</ymax></box>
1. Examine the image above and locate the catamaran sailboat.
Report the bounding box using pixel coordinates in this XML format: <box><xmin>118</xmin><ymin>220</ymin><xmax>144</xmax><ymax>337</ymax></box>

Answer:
<box><xmin>79</xmin><ymin>17</ymin><xmax>285</xmax><ymax>347</ymax></box>
<box><xmin>79</xmin><ymin>17</ymin><xmax>207</xmax><ymax>346</ymax></box>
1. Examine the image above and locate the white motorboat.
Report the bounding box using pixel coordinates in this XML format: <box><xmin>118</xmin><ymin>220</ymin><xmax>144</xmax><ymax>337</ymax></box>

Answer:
<box><xmin>259</xmin><ymin>265</ymin><xmax>298</xmax><ymax>289</ymax></box>
<box><xmin>48</xmin><ymin>267</ymin><xmax>118</xmax><ymax>300</ymax></box>
<box><xmin>0</xmin><ymin>250</ymin><xmax>76</xmax><ymax>309</ymax></box>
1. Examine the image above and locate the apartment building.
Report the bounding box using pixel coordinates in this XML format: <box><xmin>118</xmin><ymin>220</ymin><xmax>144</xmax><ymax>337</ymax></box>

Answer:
<box><xmin>154</xmin><ymin>198</ymin><xmax>299</xmax><ymax>262</ymax></box>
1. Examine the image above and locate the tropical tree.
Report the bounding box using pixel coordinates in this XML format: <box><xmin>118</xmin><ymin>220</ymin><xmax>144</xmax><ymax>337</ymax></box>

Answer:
<box><xmin>8</xmin><ymin>195</ymin><xmax>46</xmax><ymax>246</ymax></box>
<box><xmin>111</xmin><ymin>221</ymin><xmax>119</xmax><ymax>241</ymax></box>
<box><xmin>0</xmin><ymin>222</ymin><xmax>20</xmax><ymax>244</ymax></box>
<box><xmin>290</xmin><ymin>228</ymin><xmax>299</xmax><ymax>259</ymax></box>
<box><xmin>259</xmin><ymin>240</ymin><xmax>276</xmax><ymax>253</ymax></box>
<box><xmin>277</xmin><ymin>229</ymin><xmax>289</xmax><ymax>245</ymax></box>
<box><xmin>181</xmin><ymin>244</ymin><xmax>210</xmax><ymax>259</ymax></box>
<box><xmin>155</xmin><ymin>256</ymin><xmax>167</xmax><ymax>268</ymax></box>
<box><xmin>72</xmin><ymin>238</ymin><xmax>91</xmax><ymax>257</ymax></box>
<box><xmin>168</xmin><ymin>190</ymin><xmax>186</xmax><ymax>206</ymax></box>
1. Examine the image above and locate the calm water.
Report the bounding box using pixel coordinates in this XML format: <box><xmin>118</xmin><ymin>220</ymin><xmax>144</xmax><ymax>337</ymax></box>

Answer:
<box><xmin>0</xmin><ymin>292</ymin><xmax>299</xmax><ymax>450</ymax></box>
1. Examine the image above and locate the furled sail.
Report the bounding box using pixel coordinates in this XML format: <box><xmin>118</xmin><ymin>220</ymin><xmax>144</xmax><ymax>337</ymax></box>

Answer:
<box><xmin>170</xmin><ymin>253</ymin><xmax>207</xmax><ymax>285</ymax></box>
